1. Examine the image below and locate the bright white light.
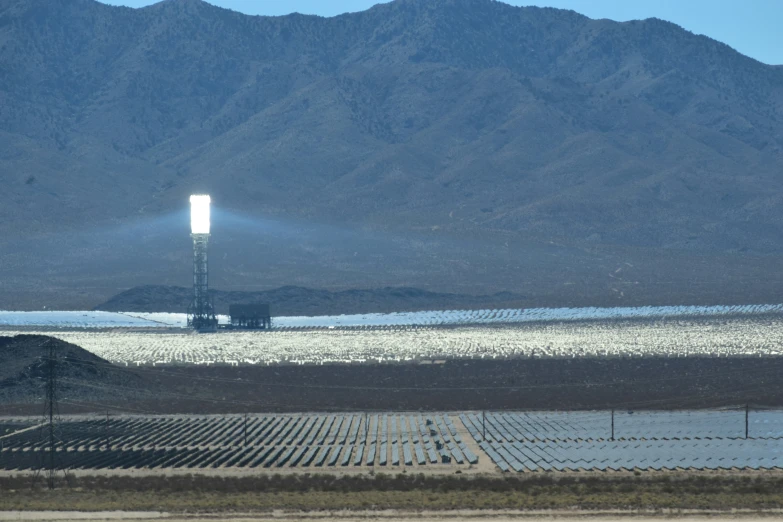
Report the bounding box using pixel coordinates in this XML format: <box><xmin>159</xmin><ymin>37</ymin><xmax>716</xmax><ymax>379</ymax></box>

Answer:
<box><xmin>190</xmin><ymin>195</ymin><xmax>211</xmax><ymax>234</ymax></box>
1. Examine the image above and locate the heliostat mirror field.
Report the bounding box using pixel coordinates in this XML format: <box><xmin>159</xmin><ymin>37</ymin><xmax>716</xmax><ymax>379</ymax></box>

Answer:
<box><xmin>3</xmin><ymin>315</ymin><xmax>783</xmax><ymax>365</ymax></box>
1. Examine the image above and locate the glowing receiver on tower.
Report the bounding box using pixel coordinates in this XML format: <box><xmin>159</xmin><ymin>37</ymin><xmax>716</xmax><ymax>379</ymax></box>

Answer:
<box><xmin>187</xmin><ymin>194</ymin><xmax>217</xmax><ymax>330</ymax></box>
<box><xmin>190</xmin><ymin>195</ymin><xmax>211</xmax><ymax>235</ymax></box>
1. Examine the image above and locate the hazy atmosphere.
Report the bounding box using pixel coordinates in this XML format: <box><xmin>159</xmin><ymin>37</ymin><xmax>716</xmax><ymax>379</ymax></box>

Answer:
<box><xmin>2</xmin><ymin>0</ymin><xmax>783</xmax><ymax>516</ymax></box>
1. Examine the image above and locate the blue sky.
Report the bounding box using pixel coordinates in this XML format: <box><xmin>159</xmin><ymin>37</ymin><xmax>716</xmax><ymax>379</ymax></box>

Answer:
<box><xmin>98</xmin><ymin>0</ymin><xmax>783</xmax><ymax>65</ymax></box>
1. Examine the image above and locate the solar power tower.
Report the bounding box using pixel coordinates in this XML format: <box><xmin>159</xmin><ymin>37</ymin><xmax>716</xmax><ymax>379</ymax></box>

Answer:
<box><xmin>187</xmin><ymin>195</ymin><xmax>218</xmax><ymax>331</ymax></box>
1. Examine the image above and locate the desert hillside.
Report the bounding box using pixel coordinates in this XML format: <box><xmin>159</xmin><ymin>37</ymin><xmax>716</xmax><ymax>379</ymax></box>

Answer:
<box><xmin>1</xmin><ymin>0</ymin><xmax>782</xmax><ymax>308</ymax></box>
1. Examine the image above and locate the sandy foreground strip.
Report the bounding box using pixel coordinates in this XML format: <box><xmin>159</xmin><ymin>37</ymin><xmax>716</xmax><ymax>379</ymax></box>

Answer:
<box><xmin>3</xmin><ymin>512</ymin><xmax>783</xmax><ymax>521</ymax></box>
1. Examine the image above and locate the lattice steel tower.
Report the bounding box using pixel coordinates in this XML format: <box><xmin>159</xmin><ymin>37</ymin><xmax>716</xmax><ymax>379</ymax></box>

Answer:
<box><xmin>187</xmin><ymin>195</ymin><xmax>218</xmax><ymax>331</ymax></box>
<box><xmin>33</xmin><ymin>339</ymin><xmax>70</xmax><ymax>489</ymax></box>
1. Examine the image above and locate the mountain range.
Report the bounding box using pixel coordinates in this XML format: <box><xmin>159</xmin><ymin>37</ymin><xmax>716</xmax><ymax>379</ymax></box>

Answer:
<box><xmin>1</xmin><ymin>0</ymin><xmax>782</xmax><ymax>310</ymax></box>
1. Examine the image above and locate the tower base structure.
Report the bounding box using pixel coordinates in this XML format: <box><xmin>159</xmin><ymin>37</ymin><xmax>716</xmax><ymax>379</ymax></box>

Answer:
<box><xmin>187</xmin><ymin>232</ymin><xmax>218</xmax><ymax>331</ymax></box>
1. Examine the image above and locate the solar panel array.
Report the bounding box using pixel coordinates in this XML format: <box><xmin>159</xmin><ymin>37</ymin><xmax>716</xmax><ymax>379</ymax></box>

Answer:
<box><xmin>476</xmin><ymin>439</ymin><xmax>782</xmax><ymax>472</ymax></box>
<box><xmin>3</xmin><ymin>410</ymin><xmax>782</xmax><ymax>473</ymax></box>
<box><xmin>462</xmin><ymin>411</ymin><xmax>783</xmax><ymax>472</ymax></box>
<box><xmin>0</xmin><ymin>413</ymin><xmax>477</xmax><ymax>471</ymax></box>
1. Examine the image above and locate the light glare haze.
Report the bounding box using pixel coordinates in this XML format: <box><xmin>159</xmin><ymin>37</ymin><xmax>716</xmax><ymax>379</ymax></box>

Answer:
<box><xmin>97</xmin><ymin>0</ymin><xmax>783</xmax><ymax>65</ymax></box>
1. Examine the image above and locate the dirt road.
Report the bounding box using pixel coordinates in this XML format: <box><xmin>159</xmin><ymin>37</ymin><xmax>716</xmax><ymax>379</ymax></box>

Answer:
<box><xmin>2</xmin><ymin>511</ymin><xmax>783</xmax><ymax>521</ymax></box>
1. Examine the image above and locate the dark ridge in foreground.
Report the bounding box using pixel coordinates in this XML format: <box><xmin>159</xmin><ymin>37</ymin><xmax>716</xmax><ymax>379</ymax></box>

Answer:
<box><xmin>0</xmin><ymin>335</ymin><xmax>148</xmax><ymax>404</ymax></box>
<box><xmin>96</xmin><ymin>284</ymin><xmax>528</xmax><ymax>315</ymax></box>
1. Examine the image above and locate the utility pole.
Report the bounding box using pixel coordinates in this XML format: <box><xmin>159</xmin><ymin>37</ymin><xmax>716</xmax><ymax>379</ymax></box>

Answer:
<box><xmin>105</xmin><ymin>412</ymin><xmax>110</xmax><ymax>450</ymax></box>
<box><xmin>45</xmin><ymin>340</ymin><xmax>57</xmax><ymax>489</ymax></box>
<box><xmin>745</xmin><ymin>404</ymin><xmax>749</xmax><ymax>439</ymax></box>
<box><xmin>46</xmin><ymin>342</ymin><xmax>55</xmax><ymax>489</ymax></box>
<box><xmin>611</xmin><ymin>409</ymin><xmax>615</xmax><ymax>441</ymax></box>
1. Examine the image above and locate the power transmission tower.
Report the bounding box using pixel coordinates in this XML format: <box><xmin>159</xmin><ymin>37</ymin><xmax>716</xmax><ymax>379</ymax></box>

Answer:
<box><xmin>33</xmin><ymin>339</ymin><xmax>70</xmax><ymax>489</ymax></box>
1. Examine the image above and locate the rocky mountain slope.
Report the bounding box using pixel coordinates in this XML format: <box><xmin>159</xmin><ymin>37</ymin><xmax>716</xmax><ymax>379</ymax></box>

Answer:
<box><xmin>1</xmin><ymin>0</ymin><xmax>782</xmax><ymax>308</ymax></box>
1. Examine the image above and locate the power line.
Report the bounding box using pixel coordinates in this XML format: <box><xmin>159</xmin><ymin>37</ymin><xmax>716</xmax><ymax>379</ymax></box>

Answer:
<box><xmin>31</xmin><ymin>339</ymin><xmax>70</xmax><ymax>489</ymax></box>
